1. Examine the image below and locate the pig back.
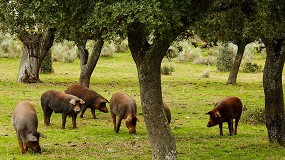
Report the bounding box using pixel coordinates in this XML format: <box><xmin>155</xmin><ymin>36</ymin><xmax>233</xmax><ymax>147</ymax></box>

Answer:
<box><xmin>12</xmin><ymin>102</ymin><xmax>38</xmax><ymax>137</ymax></box>
<box><xmin>110</xmin><ymin>92</ymin><xmax>137</xmax><ymax>116</ymax></box>
<box><xmin>215</xmin><ymin>96</ymin><xmax>242</xmax><ymax>120</ymax></box>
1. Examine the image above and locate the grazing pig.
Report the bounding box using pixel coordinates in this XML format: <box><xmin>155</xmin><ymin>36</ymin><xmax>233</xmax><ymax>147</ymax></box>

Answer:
<box><xmin>41</xmin><ymin>90</ymin><xmax>85</xmax><ymax>129</ymax></box>
<box><xmin>206</xmin><ymin>96</ymin><xmax>242</xmax><ymax>136</ymax></box>
<box><xmin>12</xmin><ymin>101</ymin><xmax>45</xmax><ymax>154</ymax></box>
<box><xmin>163</xmin><ymin>103</ymin><xmax>171</xmax><ymax>124</ymax></box>
<box><xmin>110</xmin><ymin>92</ymin><xmax>138</xmax><ymax>134</ymax></box>
<box><xmin>65</xmin><ymin>84</ymin><xmax>109</xmax><ymax>119</ymax></box>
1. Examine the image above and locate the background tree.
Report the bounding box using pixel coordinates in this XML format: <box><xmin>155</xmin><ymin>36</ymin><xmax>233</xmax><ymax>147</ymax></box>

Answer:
<box><xmin>54</xmin><ymin>1</ymin><xmax>103</xmax><ymax>87</ymax></box>
<box><xmin>0</xmin><ymin>0</ymin><xmax>56</xmax><ymax>83</ymax></box>
<box><xmin>255</xmin><ymin>1</ymin><xmax>285</xmax><ymax>146</ymax></box>
<box><xmin>98</xmin><ymin>1</ymin><xmax>213</xmax><ymax>159</ymax></box>
<box><xmin>195</xmin><ymin>0</ymin><xmax>255</xmax><ymax>84</ymax></box>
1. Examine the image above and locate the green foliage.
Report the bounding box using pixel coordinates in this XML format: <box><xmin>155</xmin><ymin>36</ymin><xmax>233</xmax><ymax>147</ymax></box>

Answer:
<box><xmin>242</xmin><ymin>108</ymin><xmax>265</xmax><ymax>125</ymax></box>
<box><xmin>216</xmin><ymin>43</ymin><xmax>235</xmax><ymax>72</ymax></box>
<box><xmin>242</xmin><ymin>62</ymin><xmax>263</xmax><ymax>73</ymax></box>
<box><xmin>161</xmin><ymin>64</ymin><xmax>174</xmax><ymax>75</ymax></box>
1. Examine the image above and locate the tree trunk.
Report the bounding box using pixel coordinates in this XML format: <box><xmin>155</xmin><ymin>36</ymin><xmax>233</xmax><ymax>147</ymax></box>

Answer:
<box><xmin>41</xmin><ymin>50</ymin><xmax>53</xmax><ymax>73</ymax></box>
<box><xmin>17</xmin><ymin>28</ymin><xmax>56</xmax><ymax>83</ymax></box>
<box><xmin>76</xmin><ymin>30</ymin><xmax>103</xmax><ymax>88</ymax></box>
<box><xmin>128</xmin><ymin>22</ymin><xmax>177</xmax><ymax>160</ymax></box>
<box><xmin>263</xmin><ymin>38</ymin><xmax>285</xmax><ymax>146</ymax></box>
<box><xmin>226</xmin><ymin>41</ymin><xmax>246</xmax><ymax>84</ymax></box>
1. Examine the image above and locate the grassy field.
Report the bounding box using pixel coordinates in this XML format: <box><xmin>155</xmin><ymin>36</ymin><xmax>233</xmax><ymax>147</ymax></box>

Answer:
<box><xmin>1</xmin><ymin>51</ymin><xmax>285</xmax><ymax>160</ymax></box>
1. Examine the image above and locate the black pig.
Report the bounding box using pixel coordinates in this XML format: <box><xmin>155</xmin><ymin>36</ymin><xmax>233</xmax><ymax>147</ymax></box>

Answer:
<box><xmin>41</xmin><ymin>90</ymin><xmax>85</xmax><ymax>129</ymax></box>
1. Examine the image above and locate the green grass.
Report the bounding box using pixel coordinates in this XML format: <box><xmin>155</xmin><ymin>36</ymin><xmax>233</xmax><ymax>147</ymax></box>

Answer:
<box><xmin>1</xmin><ymin>52</ymin><xmax>285</xmax><ymax>159</ymax></box>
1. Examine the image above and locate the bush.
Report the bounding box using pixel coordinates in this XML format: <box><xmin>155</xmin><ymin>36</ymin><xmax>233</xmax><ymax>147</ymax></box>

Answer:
<box><xmin>0</xmin><ymin>33</ymin><xmax>22</xmax><ymax>58</ymax></box>
<box><xmin>242</xmin><ymin>108</ymin><xmax>265</xmax><ymax>125</ymax></box>
<box><xmin>216</xmin><ymin>43</ymin><xmax>236</xmax><ymax>72</ymax></box>
<box><xmin>51</xmin><ymin>40</ymin><xmax>78</xmax><ymax>63</ymax></box>
<box><xmin>115</xmin><ymin>38</ymin><xmax>129</xmax><ymax>52</ymax></box>
<box><xmin>242</xmin><ymin>62</ymin><xmax>263</xmax><ymax>73</ymax></box>
<box><xmin>101</xmin><ymin>42</ymin><xmax>116</xmax><ymax>58</ymax></box>
<box><xmin>161</xmin><ymin>65</ymin><xmax>174</xmax><ymax>75</ymax></box>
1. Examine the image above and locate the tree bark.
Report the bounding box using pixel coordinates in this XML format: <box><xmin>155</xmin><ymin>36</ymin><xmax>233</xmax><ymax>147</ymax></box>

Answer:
<box><xmin>263</xmin><ymin>38</ymin><xmax>285</xmax><ymax>146</ymax></box>
<box><xmin>128</xmin><ymin>22</ymin><xmax>177</xmax><ymax>160</ymax></box>
<box><xmin>76</xmin><ymin>30</ymin><xmax>103</xmax><ymax>88</ymax></box>
<box><xmin>226</xmin><ymin>41</ymin><xmax>247</xmax><ymax>84</ymax></box>
<box><xmin>17</xmin><ymin>28</ymin><xmax>56</xmax><ymax>83</ymax></box>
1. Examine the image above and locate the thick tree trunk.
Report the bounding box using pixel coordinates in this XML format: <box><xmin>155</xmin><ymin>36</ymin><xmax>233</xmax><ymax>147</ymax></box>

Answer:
<box><xmin>226</xmin><ymin>41</ymin><xmax>246</xmax><ymax>84</ymax></box>
<box><xmin>17</xmin><ymin>28</ymin><xmax>56</xmax><ymax>83</ymax></box>
<box><xmin>128</xmin><ymin>22</ymin><xmax>177</xmax><ymax>160</ymax></box>
<box><xmin>41</xmin><ymin>50</ymin><xmax>53</xmax><ymax>73</ymax></box>
<box><xmin>76</xmin><ymin>30</ymin><xmax>103</xmax><ymax>88</ymax></box>
<box><xmin>263</xmin><ymin>38</ymin><xmax>285</xmax><ymax>146</ymax></box>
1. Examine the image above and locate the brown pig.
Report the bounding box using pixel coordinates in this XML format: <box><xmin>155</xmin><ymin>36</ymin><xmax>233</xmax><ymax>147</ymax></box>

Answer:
<box><xmin>206</xmin><ymin>96</ymin><xmax>242</xmax><ymax>136</ymax></box>
<box><xmin>12</xmin><ymin>101</ymin><xmax>45</xmax><ymax>154</ymax></box>
<box><xmin>41</xmin><ymin>90</ymin><xmax>85</xmax><ymax>129</ymax></box>
<box><xmin>110</xmin><ymin>92</ymin><xmax>138</xmax><ymax>134</ymax></box>
<box><xmin>65</xmin><ymin>84</ymin><xmax>109</xmax><ymax>119</ymax></box>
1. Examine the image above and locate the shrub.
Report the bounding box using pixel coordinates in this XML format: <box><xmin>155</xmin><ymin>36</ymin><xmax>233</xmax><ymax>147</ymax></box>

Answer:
<box><xmin>161</xmin><ymin>65</ymin><xmax>174</xmax><ymax>75</ymax></box>
<box><xmin>101</xmin><ymin>42</ymin><xmax>116</xmax><ymax>58</ymax></box>
<box><xmin>115</xmin><ymin>38</ymin><xmax>129</xmax><ymax>52</ymax></box>
<box><xmin>201</xmin><ymin>69</ymin><xmax>210</xmax><ymax>78</ymax></box>
<box><xmin>242</xmin><ymin>108</ymin><xmax>265</xmax><ymax>125</ymax></box>
<box><xmin>0</xmin><ymin>33</ymin><xmax>22</xmax><ymax>58</ymax></box>
<box><xmin>242</xmin><ymin>62</ymin><xmax>263</xmax><ymax>73</ymax></box>
<box><xmin>51</xmin><ymin>40</ymin><xmax>78</xmax><ymax>63</ymax></box>
<box><xmin>216</xmin><ymin>43</ymin><xmax>236</xmax><ymax>72</ymax></box>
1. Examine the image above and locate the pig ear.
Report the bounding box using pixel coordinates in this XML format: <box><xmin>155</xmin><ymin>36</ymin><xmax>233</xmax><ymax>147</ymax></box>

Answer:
<box><xmin>79</xmin><ymin>99</ymin><xmax>85</xmax><ymax>104</ymax></box>
<box><xmin>125</xmin><ymin>116</ymin><xmax>132</xmax><ymax>124</ymax></box>
<box><xmin>205</xmin><ymin>111</ymin><xmax>211</xmax><ymax>115</ymax></box>
<box><xmin>69</xmin><ymin>99</ymin><xmax>76</xmax><ymax>105</ymax></box>
<box><xmin>100</xmin><ymin>98</ymin><xmax>109</xmax><ymax>103</ymax></box>
<box><xmin>214</xmin><ymin>111</ymin><xmax>221</xmax><ymax>118</ymax></box>
<box><xmin>135</xmin><ymin>115</ymin><xmax>139</xmax><ymax>122</ymax></box>
<box><xmin>27</xmin><ymin>133</ymin><xmax>38</xmax><ymax>142</ymax></box>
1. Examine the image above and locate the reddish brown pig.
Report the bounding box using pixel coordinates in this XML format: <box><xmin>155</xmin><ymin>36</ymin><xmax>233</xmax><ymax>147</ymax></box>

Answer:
<box><xmin>12</xmin><ymin>101</ymin><xmax>45</xmax><ymax>154</ymax></box>
<box><xmin>206</xmin><ymin>96</ymin><xmax>242</xmax><ymax>136</ymax></box>
<box><xmin>110</xmin><ymin>92</ymin><xmax>138</xmax><ymax>134</ymax></box>
<box><xmin>41</xmin><ymin>90</ymin><xmax>85</xmax><ymax>129</ymax></box>
<box><xmin>65</xmin><ymin>84</ymin><xmax>109</xmax><ymax>119</ymax></box>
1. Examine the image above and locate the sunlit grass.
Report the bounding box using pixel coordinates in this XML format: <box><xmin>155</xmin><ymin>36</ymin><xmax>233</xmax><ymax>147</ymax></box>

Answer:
<box><xmin>1</xmin><ymin>52</ymin><xmax>285</xmax><ymax>159</ymax></box>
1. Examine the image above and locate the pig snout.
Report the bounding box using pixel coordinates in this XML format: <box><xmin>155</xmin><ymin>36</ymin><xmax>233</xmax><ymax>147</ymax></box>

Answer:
<box><xmin>32</xmin><ymin>146</ymin><xmax>42</xmax><ymax>154</ymax></box>
<box><xmin>128</xmin><ymin>126</ymin><xmax>136</xmax><ymax>134</ymax></box>
<box><xmin>100</xmin><ymin>107</ymin><xmax>108</xmax><ymax>113</ymax></box>
<box><xmin>74</xmin><ymin>106</ymin><xmax>81</xmax><ymax>113</ymax></box>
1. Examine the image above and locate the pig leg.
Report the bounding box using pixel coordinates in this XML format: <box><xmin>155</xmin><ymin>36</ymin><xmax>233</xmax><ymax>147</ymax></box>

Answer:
<box><xmin>115</xmin><ymin>116</ymin><xmax>123</xmax><ymax>133</ymax></box>
<box><xmin>91</xmin><ymin>108</ymin><xmax>97</xmax><ymax>119</ymax></box>
<box><xmin>61</xmin><ymin>114</ymin><xmax>67</xmax><ymax>129</ymax></box>
<box><xmin>17</xmin><ymin>137</ymin><xmax>25</xmax><ymax>154</ymax></box>
<box><xmin>72</xmin><ymin>115</ymin><xmax>77</xmax><ymax>129</ymax></box>
<box><xmin>111</xmin><ymin>112</ymin><xmax>116</xmax><ymax>132</ymax></box>
<box><xmin>219</xmin><ymin>123</ymin><xmax>223</xmax><ymax>136</ymax></box>
<box><xmin>44</xmin><ymin>108</ymin><xmax>53</xmax><ymax>126</ymax></box>
<box><xmin>234</xmin><ymin>113</ymin><xmax>241</xmax><ymax>135</ymax></box>
<box><xmin>80</xmin><ymin>105</ymin><xmax>88</xmax><ymax>118</ymax></box>
<box><xmin>228</xmin><ymin>120</ymin><xmax>234</xmax><ymax>136</ymax></box>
